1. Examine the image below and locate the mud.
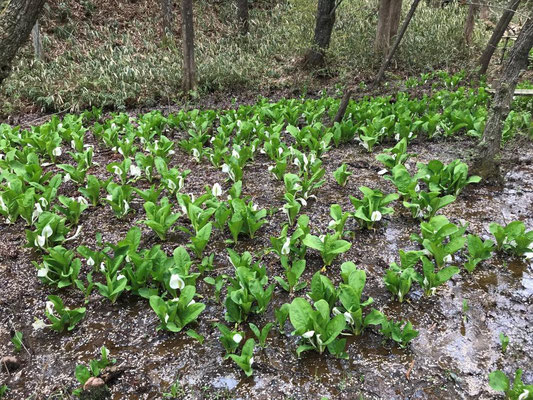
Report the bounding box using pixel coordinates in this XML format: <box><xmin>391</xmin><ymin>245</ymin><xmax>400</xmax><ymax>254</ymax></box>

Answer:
<box><xmin>0</xmin><ymin>121</ymin><xmax>532</xmax><ymax>399</ymax></box>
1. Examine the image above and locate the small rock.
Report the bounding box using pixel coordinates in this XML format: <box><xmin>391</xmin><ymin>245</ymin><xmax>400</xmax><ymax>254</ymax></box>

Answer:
<box><xmin>83</xmin><ymin>377</ymin><xmax>105</xmax><ymax>391</ymax></box>
<box><xmin>1</xmin><ymin>356</ymin><xmax>20</xmax><ymax>372</ymax></box>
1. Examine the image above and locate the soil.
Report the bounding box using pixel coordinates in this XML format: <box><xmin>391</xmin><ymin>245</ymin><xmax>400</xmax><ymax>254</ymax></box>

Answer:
<box><xmin>0</xmin><ymin>111</ymin><xmax>532</xmax><ymax>400</ymax></box>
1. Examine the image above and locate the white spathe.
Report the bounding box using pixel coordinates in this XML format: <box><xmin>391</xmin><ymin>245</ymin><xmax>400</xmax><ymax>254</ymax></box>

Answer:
<box><xmin>169</xmin><ymin>274</ymin><xmax>185</xmax><ymax>290</ymax></box>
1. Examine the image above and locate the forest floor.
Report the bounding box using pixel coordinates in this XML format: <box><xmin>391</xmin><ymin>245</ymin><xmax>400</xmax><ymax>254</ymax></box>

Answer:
<box><xmin>1</xmin><ymin>119</ymin><xmax>532</xmax><ymax>399</ymax></box>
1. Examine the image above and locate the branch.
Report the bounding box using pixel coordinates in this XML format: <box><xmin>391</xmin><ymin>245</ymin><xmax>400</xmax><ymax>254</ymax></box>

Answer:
<box><xmin>329</xmin><ymin>0</ymin><xmax>345</xmax><ymax>17</ymax></box>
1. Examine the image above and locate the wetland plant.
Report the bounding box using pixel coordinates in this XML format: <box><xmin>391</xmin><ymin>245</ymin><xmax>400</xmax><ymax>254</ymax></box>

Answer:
<box><xmin>489</xmin><ymin>369</ymin><xmax>533</xmax><ymax>400</ymax></box>
<box><xmin>138</xmin><ymin>197</ymin><xmax>181</xmax><ymax>241</ymax></box>
<box><xmin>11</xmin><ymin>331</ymin><xmax>23</xmax><ymax>353</ymax></box>
<box><xmin>37</xmin><ymin>295</ymin><xmax>86</xmax><ymax>332</ymax></box>
<box><xmin>33</xmin><ymin>245</ymin><xmax>83</xmax><ymax>289</ymax></box>
<box><xmin>274</xmin><ymin>257</ymin><xmax>307</xmax><ymax>293</ymax></box>
<box><xmin>303</xmin><ymin>232</ymin><xmax>351</xmax><ymax>267</ymax></box>
<box><xmin>270</xmin><ymin>215</ymin><xmax>310</xmax><ymax>260</ymax></box>
<box><xmin>225</xmin><ymin>252</ymin><xmax>274</xmax><ymax>323</ymax></box>
<box><xmin>74</xmin><ymin>346</ymin><xmax>116</xmax><ymax>392</ymax></box>
<box><xmin>308</xmin><ymin>271</ymin><xmax>338</xmax><ymax>309</ymax></box>
<box><xmin>333</xmin><ymin>163</ymin><xmax>352</xmax><ymax>187</ymax></box>
<box><xmin>149</xmin><ymin>286</ymin><xmax>205</xmax><ymax>332</ymax></box>
<box><xmin>489</xmin><ymin>221</ymin><xmax>533</xmax><ymax>258</ymax></box>
<box><xmin>215</xmin><ymin>323</ymin><xmax>245</xmax><ymax>357</ymax></box>
<box><xmin>105</xmin><ymin>183</ymin><xmax>133</xmax><ymax>218</ymax></box>
<box><xmin>464</xmin><ymin>234</ymin><xmax>494</xmax><ymax>273</ymax></box>
<box><xmin>54</xmin><ymin>195</ymin><xmax>88</xmax><ymax>225</ymax></box>
<box><xmin>350</xmin><ymin>187</ymin><xmax>399</xmax><ymax>229</ymax></box>
<box><xmin>282</xmin><ymin>192</ymin><xmax>302</xmax><ymax>226</ymax></box>
<box><xmin>336</xmin><ymin>262</ymin><xmax>374</xmax><ymax>335</ymax></box>
<box><xmin>249</xmin><ymin>322</ymin><xmax>273</xmax><ymax>348</ymax></box>
<box><xmin>364</xmin><ymin>310</ymin><xmax>419</xmax><ymax>348</ymax></box>
<box><xmin>403</xmin><ymin>190</ymin><xmax>456</xmax><ymax>220</ymax></box>
<box><xmin>288</xmin><ymin>297</ymin><xmax>347</xmax><ymax>358</ymax></box>
<box><xmin>26</xmin><ymin>212</ymin><xmax>69</xmax><ymax>250</ymax></box>
<box><xmin>79</xmin><ymin>175</ymin><xmax>110</xmax><ymax>206</ymax></box>
<box><xmin>416</xmin><ymin>256</ymin><xmax>460</xmax><ymax>296</ymax></box>
<box><xmin>500</xmin><ymin>333</ymin><xmax>510</xmax><ymax>354</ymax></box>
<box><xmin>328</xmin><ymin>204</ymin><xmax>352</xmax><ymax>237</ymax></box>
<box><xmin>375</xmin><ymin>138</ymin><xmax>415</xmax><ymax>171</ymax></box>
<box><xmin>383</xmin><ymin>250</ymin><xmax>424</xmax><ymax>302</ymax></box>
<box><xmin>229</xmin><ymin>338</ymin><xmax>255</xmax><ymax>377</ymax></box>
<box><xmin>415</xmin><ymin>159</ymin><xmax>481</xmax><ymax>196</ymax></box>
<box><xmin>411</xmin><ymin>215</ymin><xmax>467</xmax><ymax>268</ymax></box>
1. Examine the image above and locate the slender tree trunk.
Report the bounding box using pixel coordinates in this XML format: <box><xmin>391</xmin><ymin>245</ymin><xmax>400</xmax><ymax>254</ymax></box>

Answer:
<box><xmin>303</xmin><ymin>0</ymin><xmax>336</xmax><ymax>68</ymax></box>
<box><xmin>375</xmin><ymin>0</ymin><xmax>392</xmax><ymax>54</ymax></box>
<box><xmin>236</xmin><ymin>0</ymin><xmax>249</xmax><ymax>35</ymax></box>
<box><xmin>373</xmin><ymin>0</ymin><xmax>421</xmax><ymax>86</ymax></box>
<box><xmin>473</xmin><ymin>12</ymin><xmax>533</xmax><ymax>180</ymax></box>
<box><xmin>331</xmin><ymin>89</ymin><xmax>353</xmax><ymax>126</ymax></box>
<box><xmin>0</xmin><ymin>0</ymin><xmax>46</xmax><ymax>86</ymax></box>
<box><xmin>32</xmin><ymin>20</ymin><xmax>43</xmax><ymax>60</ymax></box>
<box><xmin>389</xmin><ymin>0</ymin><xmax>403</xmax><ymax>39</ymax></box>
<box><xmin>464</xmin><ymin>4</ymin><xmax>478</xmax><ymax>46</ymax></box>
<box><xmin>181</xmin><ymin>0</ymin><xmax>196</xmax><ymax>92</ymax></box>
<box><xmin>480</xmin><ymin>5</ymin><xmax>489</xmax><ymax>20</ymax></box>
<box><xmin>160</xmin><ymin>0</ymin><xmax>173</xmax><ymax>37</ymax></box>
<box><xmin>478</xmin><ymin>0</ymin><xmax>521</xmax><ymax>75</ymax></box>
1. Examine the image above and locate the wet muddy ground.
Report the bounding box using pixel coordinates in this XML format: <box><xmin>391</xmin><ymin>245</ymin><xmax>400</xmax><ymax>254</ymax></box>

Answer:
<box><xmin>0</xmin><ymin>119</ymin><xmax>532</xmax><ymax>399</ymax></box>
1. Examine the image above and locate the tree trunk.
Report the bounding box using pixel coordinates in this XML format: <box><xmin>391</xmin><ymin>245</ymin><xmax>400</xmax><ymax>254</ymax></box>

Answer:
<box><xmin>373</xmin><ymin>0</ymin><xmax>421</xmax><ymax>86</ymax></box>
<box><xmin>375</xmin><ymin>0</ymin><xmax>392</xmax><ymax>54</ymax></box>
<box><xmin>480</xmin><ymin>5</ymin><xmax>489</xmax><ymax>20</ymax></box>
<box><xmin>472</xmin><ymin>12</ymin><xmax>533</xmax><ymax>180</ymax></box>
<box><xmin>32</xmin><ymin>20</ymin><xmax>43</xmax><ymax>60</ymax></box>
<box><xmin>331</xmin><ymin>89</ymin><xmax>353</xmax><ymax>126</ymax></box>
<box><xmin>478</xmin><ymin>0</ymin><xmax>521</xmax><ymax>75</ymax></box>
<box><xmin>389</xmin><ymin>0</ymin><xmax>403</xmax><ymax>39</ymax></box>
<box><xmin>236</xmin><ymin>0</ymin><xmax>249</xmax><ymax>35</ymax></box>
<box><xmin>303</xmin><ymin>0</ymin><xmax>336</xmax><ymax>68</ymax></box>
<box><xmin>463</xmin><ymin>4</ymin><xmax>478</xmax><ymax>46</ymax></box>
<box><xmin>181</xmin><ymin>0</ymin><xmax>196</xmax><ymax>92</ymax></box>
<box><xmin>160</xmin><ymin>0</ymin><xmax>173</xmax><ymax>37</ymax></box>
<box><xmin>0</xmin><ymin>0</ymin><xmax>46</xmax><ymax>86</ymax></box>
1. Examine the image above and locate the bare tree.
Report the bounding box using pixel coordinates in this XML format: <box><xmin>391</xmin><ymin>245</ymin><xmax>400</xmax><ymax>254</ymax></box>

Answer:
<box><xmin>236</xmin><ymin>0</ymin><xmax>249</xmax><ymax>35</ymax></box>
<box><xmin>389</xmin><ymin>0</ymin><xmax>403</xmax><ymax>38</ymax></box>
<box><xmin>181</xmin><ymin>0</ymin><xmax>196</xmax><ymax>92</ymax></box>
<box><xmin>478</xmin><ymin>0</ymin><xmax>521</xmax><ymax>75</ymax></box>
<box><xmin>32</xmin><ymin>20</ymin><xmax>43</xmax><ymax>60</ymax></box>
<box><xmin>472</xmin><ymin>12</ymin><xmax>533</xmax><ymax>180</ymax></box>
<box><xmin>0</xmin><ymin>0</ymin><xmax>46</xmax><ymax>86</ymax></box>
<box><xmin>463</xmin><ymin>3</ymin><xmax>478</xmax><ymax>46</ymax></box>
<box><xmin>160</xmin><ymin>0</ymin><xmax>174</xmax><ymax>37</ymax></box>
<box><xmin>375</xmin><ymin>0</ymin><xmax>403</xmax><ymax>54</ymax></box>
<box><xmin>303</xmin><ymin>0</ymin><xmax>337</xmax><ymax>67</ymax></box>
<box><xmin>374</xmin><ymin>0</ymin><xmax>421</xmax><ymax>86</ymax></box>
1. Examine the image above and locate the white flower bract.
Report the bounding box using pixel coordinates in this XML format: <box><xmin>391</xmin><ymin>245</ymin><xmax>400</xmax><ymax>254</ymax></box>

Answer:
<box><xmin>169</xmin><ymin>274</ymin><xmax>185</xmax><ymax>290</ymax></box>
<box><xmin>371</xmin><ymin>211</ymin><xmax>382</xmax><ymax>222</ymax></box>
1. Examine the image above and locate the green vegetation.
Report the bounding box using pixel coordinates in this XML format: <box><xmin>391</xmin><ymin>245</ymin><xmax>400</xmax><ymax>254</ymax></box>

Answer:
<box><xmin>0</xmin><ymin>77</ymin><xmax>531</xmax><ymax>395</ymax></box>
<box><xmin>0</xmin><ymin>0</ymin><xmax>490</xmax><ymax>115</ymax></box>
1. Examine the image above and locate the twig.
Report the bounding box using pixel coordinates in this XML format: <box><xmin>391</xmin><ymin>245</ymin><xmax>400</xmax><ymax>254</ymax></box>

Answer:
<box><xmin>406</xmin><ymin>359</ymin><xmax>415</xmax><ymax>380</ymax></box>
<box><xmin>2</xmin><ymin>359</ymin><xmax>10</xmax><ymax>377</ymax></box>
<box><xmin>25</xmin><ymin>108</ymin><xmax>71</xmax><ymax>126</ymax></box>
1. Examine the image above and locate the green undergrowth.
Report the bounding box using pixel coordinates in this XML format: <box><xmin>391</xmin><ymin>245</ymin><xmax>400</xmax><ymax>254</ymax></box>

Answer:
<box><xmin>0</xmin><ymin>0</ymin><xmax>488</xmax><ymax>115</ymax></box>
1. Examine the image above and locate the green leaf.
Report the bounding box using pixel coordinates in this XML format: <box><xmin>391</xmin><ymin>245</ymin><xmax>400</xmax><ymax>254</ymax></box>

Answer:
<box><xmin>75</xmin><ymin>365</ymin><xmax>91</xmax><ymax>385</ymax></box>
<box><xmin>302</xmin><ymin>234</ymin><xmax>324</xmax><ymax>252</ymax></box>
<box><xmin>186</xmin><ymin>329</ymin><xmax>204</xmax><ymax>343</ymax></box>
<box><xmin>489</xmin><ymin>370</ymin><xmax>509</xmax><ymax>393</ymax></box>
<box><xmin>289</xmin><ymin>298</ymin><xmax>313</xmax><ymax>333</ymax></box>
